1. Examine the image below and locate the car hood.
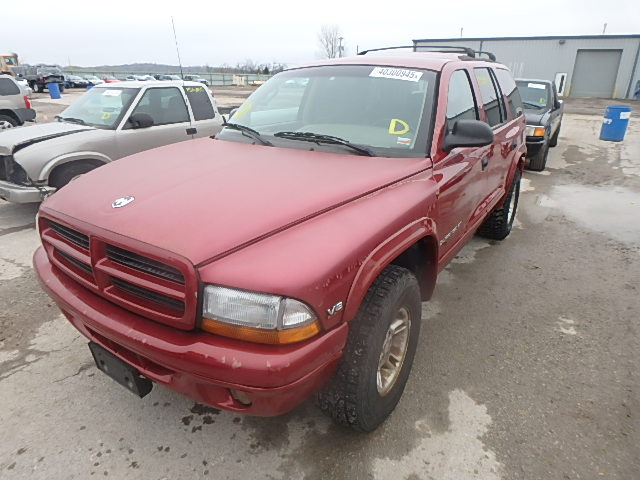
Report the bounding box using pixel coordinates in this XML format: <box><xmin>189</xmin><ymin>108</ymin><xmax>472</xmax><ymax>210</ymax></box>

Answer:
<box><xmin>0</xmin><ymin>122</ymin><xmax>93</xmax><ymax>156</ymax></box>
<box><xmin>523</xmin><ymin>109</ymin><xmax>549</xmax><ymax>126</ymax></box>
<box><xmin>42</xmin><ymin>138</ymin><xmax>431</xmax><ymax>266</ymax></box>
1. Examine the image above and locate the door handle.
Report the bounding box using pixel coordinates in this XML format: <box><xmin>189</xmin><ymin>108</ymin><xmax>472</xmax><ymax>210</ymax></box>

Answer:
<box><xmin>481</xmin><ymin>157</ymin><xmax>489</xmax><ymax>170</ymax></box>
<box><xmin>186</xmin><ymin>127</ymin><xmax>197</xmax><ymax>135</ymax></box>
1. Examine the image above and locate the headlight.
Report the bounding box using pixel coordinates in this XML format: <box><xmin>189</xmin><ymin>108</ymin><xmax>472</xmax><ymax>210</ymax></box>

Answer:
<box><xmin>525</xmin><ymin>125</ymin><xmax>545</xmax><ymax>137</ymax></box>
<box><xmin>201</xmin><ymin>285</ymin><xmax>320</xmax><ymax>344</ymax></box>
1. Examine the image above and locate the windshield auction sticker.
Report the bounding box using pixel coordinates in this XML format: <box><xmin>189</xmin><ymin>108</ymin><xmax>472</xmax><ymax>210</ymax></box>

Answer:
<box><xmin>370</xmin><ymin>67</ymin><xmax>423</xmax><ymax>82</ymax></box>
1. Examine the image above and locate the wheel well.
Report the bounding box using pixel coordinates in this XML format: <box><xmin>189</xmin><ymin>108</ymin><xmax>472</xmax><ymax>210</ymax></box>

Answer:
<box><xmin>0</xmin><ymin>110</ymin><xmax>20</xmax><ymax>124</ymax></box>
<box><xmin>48</xmin><ymin>159</ymin><xmax>104</xmax><ymax>185</ymax></box>
<box><xmin>389</xmin><ymin>235</ymin><xmax>438</xmax><ymax>301</ymax></box>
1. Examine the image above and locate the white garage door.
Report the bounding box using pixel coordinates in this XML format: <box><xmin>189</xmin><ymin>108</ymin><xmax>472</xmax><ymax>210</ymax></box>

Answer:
<box><xmin>571</xmin><ymin>49</ymin><xmax>622</xmax><ymax>98</ymax></box>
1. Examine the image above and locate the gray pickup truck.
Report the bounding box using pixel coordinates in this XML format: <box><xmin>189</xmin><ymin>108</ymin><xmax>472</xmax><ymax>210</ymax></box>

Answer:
<box><xmin>0</xmin><ymin>81</ymin><xmax>223</xmax><ymax>203</ymax></box>
<box><xmin>516</xmin><ymin>78</ymin><xmax>563</xmax><ymax>171</ymax></box>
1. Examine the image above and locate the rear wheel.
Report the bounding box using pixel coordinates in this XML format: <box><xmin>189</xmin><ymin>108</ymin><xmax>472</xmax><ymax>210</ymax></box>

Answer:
<box><xmin>317</xmin><ymin>265</ymin><xmax>421</xmax><ymax>432</ymax></box>
<box><xmin>32</xmin><ymin>83</ymin><xmax>41</xmax><ymax>93</ymax></box>
<box><xmin>477</xmin><ymin>169</ymin><xmax>521</xmax><ymax>240</ymax></box>
<box><xmin>49</xmin><ymin>161</ymin><xmax>102</xmax><ymax>190</ymax></box>
<box><xmin>0</xmin><ymin>114</ymin><xmax>18</xmax><ymax>130</ymax></box>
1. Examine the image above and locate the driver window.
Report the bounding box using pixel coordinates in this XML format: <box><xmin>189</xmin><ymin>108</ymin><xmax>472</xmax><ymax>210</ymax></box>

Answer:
<box><xmin>446</xmin><ymin>70</ymin><xmax>479</xmax><ymax>133</ymax></box>
<box><xmin>130</xmin><ymin>87</ymin><xmax>189</xmax><ymax>126</ymax></box>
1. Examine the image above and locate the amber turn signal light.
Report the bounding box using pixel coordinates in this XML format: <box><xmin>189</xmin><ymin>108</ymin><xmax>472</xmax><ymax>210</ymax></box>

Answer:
<box><xmin>201</xmin><ymin>318</ymin><xmax>321</xmax><ymax>345</ymax></box>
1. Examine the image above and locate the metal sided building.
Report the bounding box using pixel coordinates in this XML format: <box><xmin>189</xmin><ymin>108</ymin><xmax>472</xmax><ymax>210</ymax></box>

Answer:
<box><xmin>413</xmin><ymin>35</ymin><xmax>640</xmax><ymax>99</ymax></box>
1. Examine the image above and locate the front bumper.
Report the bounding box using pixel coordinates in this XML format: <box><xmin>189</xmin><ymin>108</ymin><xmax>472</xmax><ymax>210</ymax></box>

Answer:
<box><xmin>0</xmin><ymin>180</ymin><xmax>55</xmax><ymax>203</ymax></box>
<box><xmin>33</xmin><ymin>247</ymin><xmax>347</xmax><ymax>416</ymax></box>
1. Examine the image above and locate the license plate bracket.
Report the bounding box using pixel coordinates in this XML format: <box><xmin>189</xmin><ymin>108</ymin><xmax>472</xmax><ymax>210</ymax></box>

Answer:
<box><xmin>88</xmin><ymin>342</ymin><xmax>153</xmax><ymax>398</ymax></box>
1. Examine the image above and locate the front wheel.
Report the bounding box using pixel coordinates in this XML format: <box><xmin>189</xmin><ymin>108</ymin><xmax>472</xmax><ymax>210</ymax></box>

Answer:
<box><xmin>527</xmin><ymin>143</ymin><xmax>549</xmax><ymax>172</ymax></box>
<box><xmin>32</xmin><ymin>82</ymin><xmax>41</xmax><ymax>93</ymax></box>
<box><xmin>477</xmin><ymin>169</ymin><xmax>521</xmax><ymax>240</ymax></box>
<box><xmin>317</xmin><ymin>265</ymin><xmax>422</xmax><ymax>432</ymax></box>
<box><xmin>49</xmin><ymin>161</ymin><xmax>101</xmax><ymax>190</ymax></box>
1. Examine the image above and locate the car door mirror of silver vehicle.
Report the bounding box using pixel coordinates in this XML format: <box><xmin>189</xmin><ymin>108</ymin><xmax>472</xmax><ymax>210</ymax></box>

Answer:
<box><xmin>128</xmin><ymin>112</ymin><xmax>154</xmax><ymax>129</ymax></box>
<box><xmin>442</xmin><ymin>119</ymin><xmax>495</xmax><ymax>152</ymax></box>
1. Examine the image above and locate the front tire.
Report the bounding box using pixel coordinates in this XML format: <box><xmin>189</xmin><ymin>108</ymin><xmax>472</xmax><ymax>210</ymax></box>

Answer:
<box><xmin>527</xmin><ymin>143</ymin><xmax>549</xmax><ymax>171</ymax></box>
<box><xmin>317</xmin><ymin>265</ymin><xmax>421</xmax><ymax>432</ymax></box>
<box><xmin>49</xmin><ymin>161</ymin><xmax>102</xmax><ymax>190</ymax></box>
<box><xmin>32</xmin><ymin>82</ymin><xmax>41</xmax><ymax>93</ymax></box>
<box><xmin>477</xmin><ymin>169</ymin><xmax>521</xmax><ymax>240</ymax></box>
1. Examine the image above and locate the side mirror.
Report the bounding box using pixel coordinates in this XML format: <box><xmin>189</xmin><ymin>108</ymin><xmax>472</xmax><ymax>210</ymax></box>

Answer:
<box><xmin>128</xmin><ymin>112</ymin><xmax>154</xmax><ymax>129</ymax></box>
<box><xmin>442</xmin><ymin>119</ymin><xmax>494</xmax><ymax>152</ymax></box>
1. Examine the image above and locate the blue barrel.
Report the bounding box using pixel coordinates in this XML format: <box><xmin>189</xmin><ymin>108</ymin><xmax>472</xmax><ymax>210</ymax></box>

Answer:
<box><xmin>599</xmin><ymin>106</ymin><xmax>632</xmax><ymax>141</ymax></box>
<box><xmin>86</xmin><ymin>85</ymin><xmax>93</xmax><ymax>90</ymax></box>
<box><xmin>47</xmin><ymin>82</ymin><xmax>61</xmax><ymax>99</ymax></box>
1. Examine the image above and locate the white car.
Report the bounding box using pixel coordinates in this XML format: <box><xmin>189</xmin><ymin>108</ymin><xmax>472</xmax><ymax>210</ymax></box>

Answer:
<box><xmin>0</xmin><ymin>81</ymin><xmax>223</xmax><ymax>203</ymax></box>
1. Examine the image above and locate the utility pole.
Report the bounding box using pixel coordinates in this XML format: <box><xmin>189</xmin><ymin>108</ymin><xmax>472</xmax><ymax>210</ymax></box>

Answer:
<box><xmin>460</xmin><ymin>27</ymin><xmax>464</xmax><ymax>38</ymax></box>
<box><xmin>602</xmin><ymin>23</ymin><xmax>607</xmax><ymax>34</ymax></box>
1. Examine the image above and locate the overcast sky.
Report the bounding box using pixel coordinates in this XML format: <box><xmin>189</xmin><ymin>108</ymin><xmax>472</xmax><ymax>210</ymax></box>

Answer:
<box><xmin>4</xmin><ymin>0</ymin><xmax>639</xmax><ymax>68</ymax></box>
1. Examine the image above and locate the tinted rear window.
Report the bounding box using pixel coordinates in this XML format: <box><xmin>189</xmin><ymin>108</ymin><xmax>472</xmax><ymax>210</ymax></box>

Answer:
<box><xmin>0</xmin><ymin>78</ymin><xmax>20</xmax><ymax>96</ymax></box>
<box><xmin>184</xmin><ymin>85</ymin><xmax>215</xmax><ymax>120</ymax></box>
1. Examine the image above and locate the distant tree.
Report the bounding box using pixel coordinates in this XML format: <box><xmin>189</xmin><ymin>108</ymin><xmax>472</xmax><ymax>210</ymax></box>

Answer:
<box><xmin>317</xmin><ymin>25</ymin><xmax>342</xmax><ymax>59</ymax></box>
<box><xmin>262</xmin><ymin>66</ymin><xmax>269</xmax><ymax>75</ymax></box>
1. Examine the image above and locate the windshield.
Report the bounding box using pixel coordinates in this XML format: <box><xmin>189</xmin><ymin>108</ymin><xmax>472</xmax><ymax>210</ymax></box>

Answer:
<box><xmin>220</xmin><ymin>65</ymin><xmax>436</xmax><ymax>157</ymax></box>
<box><xmin>516</xmin><ymin>81</ymin><xmax>550</xmax><ymax>109</ymax></box>
<box><xmin>58</xmin><ymin>87</ymin><xmax>139</xmax><ymax>129</ymax></box>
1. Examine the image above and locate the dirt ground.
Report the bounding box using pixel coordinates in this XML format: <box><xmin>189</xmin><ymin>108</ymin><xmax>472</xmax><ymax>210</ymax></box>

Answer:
<box><xmin>0</xmin><ymin>97</ymin><xmax>639</xmax><ymax>479</ymax></box>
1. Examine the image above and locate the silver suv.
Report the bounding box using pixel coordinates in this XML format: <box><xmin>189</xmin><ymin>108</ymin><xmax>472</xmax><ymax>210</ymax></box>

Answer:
<box><xmin>0</xmin><ymin>75</ymin><xmax>36</xmax><ymax>130</ymax></box>
<box><xmin>0</xmin><ymin>81</ymin><xmax>222</xmax><ymax>203</ymax></box>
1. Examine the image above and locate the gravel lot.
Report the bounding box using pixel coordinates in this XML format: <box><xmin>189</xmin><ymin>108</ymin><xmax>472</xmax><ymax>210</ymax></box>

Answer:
<box><xmin>0</xmin><ymin>97</ymin><xmax>639</xmax><ymax>479</ymax></box>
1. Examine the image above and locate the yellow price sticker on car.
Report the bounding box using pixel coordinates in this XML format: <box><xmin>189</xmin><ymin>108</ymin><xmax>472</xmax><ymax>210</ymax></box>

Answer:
<box><xmin>101</xmin><ymin>112</ymin><xmax>112</xmax><ymax>120</ymax></box>
<box><xmin>388</xmin><ymin>118</ymin><xmax>410</xmax><ymax>135</ymax></box>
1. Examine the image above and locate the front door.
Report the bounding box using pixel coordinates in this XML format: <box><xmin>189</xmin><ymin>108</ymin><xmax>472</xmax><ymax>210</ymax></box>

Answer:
<box><xmin>117</xmin><ymin>86</ymin><xmax>193</xmax><ymax>158</ymax></box>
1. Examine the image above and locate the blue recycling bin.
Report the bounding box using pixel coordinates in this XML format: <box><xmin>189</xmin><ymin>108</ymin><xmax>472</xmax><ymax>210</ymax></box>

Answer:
<box><xmin>599</xmin><ymin>106</ymin><xmax>632</xmax><ymax>142</ymax></box>
<box><xmin>47</xmin><ymin>82</ymin><xmax>61</xmax><ymax>99</ymax></box>
<box><xmin>86</xmin><ymin>85</ymin><xmax>93</xmax><ymax>90</ymax></box>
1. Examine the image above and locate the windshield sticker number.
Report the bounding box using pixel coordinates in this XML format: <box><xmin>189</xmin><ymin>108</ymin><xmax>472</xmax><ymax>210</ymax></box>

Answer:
<box><xmin>185</xmin><ymin>86</ymin><xmax>205</xmax><ymax>93</ymax></box>
<box><xmin>388</xmin><ymin>118</ymin><xmax>410</xmax><ymax>135</ymax></box>
<box><xmin>102</xmin><ymin>90</ymin><xmax>122</xmax><ymax>97</ymax></box>
<box><xmin>370</xmin><ymin>67</ymin><xmax>423</xmax><ymax>82</ymax></box>
<box><xmin>397</xmin><ymin>137</ymin><xmax>412</xmax><ymax>146</ymax></box>
<box><xmin>528</xmin><ymin>83</ymin><xmax>546</xmax><ymax>90</ymax></box>
<box><xmin>233</xmin><ymin>103</ymin><xmax>252</xmax><ymax>119</ymax></box>
<box><xmin>101</xmin><ymin>112</ymin><xmax>112</xmax><ymax>120</ymax></box>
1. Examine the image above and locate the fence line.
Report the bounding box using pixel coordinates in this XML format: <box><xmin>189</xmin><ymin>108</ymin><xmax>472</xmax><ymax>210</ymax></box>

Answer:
<box><xmin>62</xmin><ymin>71</ymin><xmax>271</xmax><ymax>87</ymax></box>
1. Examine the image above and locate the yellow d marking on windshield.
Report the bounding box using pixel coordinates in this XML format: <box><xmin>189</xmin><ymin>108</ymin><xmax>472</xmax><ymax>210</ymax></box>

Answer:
<box><xmin>388</xmin><ymin>119</ymin><xmax>410</xmax><ymax>135</ymax></box>
<box><xmin>233</xmin><ymin>103</ymin><xmax>253</xmax><ymax>119</ymax></box>
<box><xmin>101</xmin><ymin>112</ymin><xmax>111</xmax><ymax>120</ymax></box>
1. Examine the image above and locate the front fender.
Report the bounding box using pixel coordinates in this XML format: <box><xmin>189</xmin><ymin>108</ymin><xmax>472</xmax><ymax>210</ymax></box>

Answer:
<box><xmin>39</xmin><ymin>151</ymin><xmax>112</xmax><ymax>182</ymax></box>
<box><xmin>342</xmin><ymin>219</ymin><xmax>438</xmax><ymax>323</ymax></box>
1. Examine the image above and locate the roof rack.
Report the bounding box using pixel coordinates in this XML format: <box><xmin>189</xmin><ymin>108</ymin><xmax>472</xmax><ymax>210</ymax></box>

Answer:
<box><xmin>358</xmin><ymin>45</ymin><xmax>476</xmax><ymax>57</ymax></box>
<box><xmin>357</xmin><ymin>45</ymin><xmax>496</xmax><ymax>61</ymax></box>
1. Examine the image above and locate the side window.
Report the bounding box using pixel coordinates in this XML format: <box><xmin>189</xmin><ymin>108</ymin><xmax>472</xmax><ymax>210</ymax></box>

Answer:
<box><xmin>184</xmin><ymin>86</ymin><xmax>215</xmax><ymax>121</ymax></box>
<box><xmin>445</xmin><ymin>70</ymin><xmax>478</xmax><ymax>133</ymax></box>
<box><xmin>494</xmin><ymin>69</ymin><xmax>523</xmax><ymax>119</ymax></box>
<box><xmin>474</xmin><ymin>68</ymin><xmax>504</xmax><ymax>127</ymax></box>
<box><xmin>130</xmin><ymin>87</ymin><xmax>189</xmax><ymax>126</ymax></box>
<box><xmin>0</xmin><ymin>78</ymin><xmax>20</xmax><ymax>96</ymax></box>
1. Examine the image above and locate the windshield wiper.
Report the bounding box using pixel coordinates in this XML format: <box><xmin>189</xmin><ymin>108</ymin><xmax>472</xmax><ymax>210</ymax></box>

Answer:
<box><xmin>273</xmin><ymin>131</ymin><xmax>375</xmax><ymax>156</ymax></box>
<box><xmin>55</xmin><ymin>115</ymin><xmax>88</xmax><ymax>125</ymax></box>
<box><xmin>223</xmin><ymin>122</ymin><xmax>273</xmax><ymax>146</ymax></box>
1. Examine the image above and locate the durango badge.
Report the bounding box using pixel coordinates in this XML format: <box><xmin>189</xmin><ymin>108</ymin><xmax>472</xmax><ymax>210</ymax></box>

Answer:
<box><xmin>111</xmin><ymin>196</ymin><xmax>135</xmax><ymax>208</ymax></box>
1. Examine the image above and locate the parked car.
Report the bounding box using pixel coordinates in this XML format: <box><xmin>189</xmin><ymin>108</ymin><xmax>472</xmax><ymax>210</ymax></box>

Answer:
<box><xmin>14</xmin><ymin>77</ymin><xmax>32</xmax><ymax>95</ymax></box>
<box><xmin>84</xmin><ymin>76</ymin><xmax>105</xmax><ymax>86</ymax></box>
<box><xmin>64</xmin><ymin>75</ymin><xmax>90</xmax><ymax>89</ymax></box>
<box><xmin>101</xmin><ymin>75</ymin><xmax>120</xmax><ymax>83</ymax></box>
<box><xmin>0</xmin><ymin>75</ymin><xmax>36</xmax><ymax>129</ymax></box>
<box><xmin>516</xmin><ymin>78</ymin><xmax>563</xmax><ymax>171</ymax></box>
<box><xmin>0</xmin><ymin>81</ymin><xmax>222</xmax><ymax>202</ymax></box>
<box><xmin>32</xmin><ymin>48</ymin><xmax>526</xmax><ymax>431</ymax></box>
<box><xmin>12</xmin><ymin>64</ymin><xmax>65</xmax><ymax>93</ymax></box>
<box><xmin>183</xmin><ymin>74</ymin><xmax>209</xmax><ymax>86</ymax></box>
<box><xmin>156</xmin><ymin>74</ymin><xmax>182</xmax><ymax>81</ymax></box>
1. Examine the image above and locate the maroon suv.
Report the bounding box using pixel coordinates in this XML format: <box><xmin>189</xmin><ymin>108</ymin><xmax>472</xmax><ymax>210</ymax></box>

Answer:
<box><xmin>34</xmin><ymin>47</ymin><xmax>526</xmax><ymax>431</ymax></box>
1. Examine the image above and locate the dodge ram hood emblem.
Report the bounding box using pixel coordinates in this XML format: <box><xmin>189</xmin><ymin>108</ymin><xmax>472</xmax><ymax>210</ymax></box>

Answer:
<box><xmin>112</xmin><ymin>196</ymin><xmax>135</xmax><ymax>208</ymax></box>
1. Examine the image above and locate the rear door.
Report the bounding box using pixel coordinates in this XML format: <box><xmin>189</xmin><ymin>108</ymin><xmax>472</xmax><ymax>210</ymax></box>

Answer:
<box><xmin>116</xmin><ymin>86</ymin><xmax>194</xmax><ymax>158</ymax></box>
<box><xmin>182</xmin><ymin>85</ymin><xmax>223</xmax><ymax>137</ymax></box>
<box><xmin>473</xmin><ymin>67</ymin><xmax>520</xmax><ymax>209</ymax></box>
